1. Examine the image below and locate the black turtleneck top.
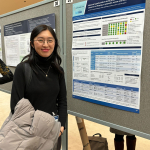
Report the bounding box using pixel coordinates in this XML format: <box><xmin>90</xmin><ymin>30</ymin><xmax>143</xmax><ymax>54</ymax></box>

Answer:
<box><xmin>10</xmin><ymin>53</ymin><xmax>67</xmax><ymax>127</ymax></box>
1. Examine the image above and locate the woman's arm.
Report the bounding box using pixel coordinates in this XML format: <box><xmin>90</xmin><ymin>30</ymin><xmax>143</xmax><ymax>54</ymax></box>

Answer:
<box><xmin>0</xmin><ymin>59</ymin><xmax>13</xmax><ymax>84</ymax></box>
<box><xmin>10</xmin><ymin>63</ymin><xmax>26</xmax><ymax>114</ymax></box>
<box><xmin>57</xmin><ymin>68</ymin><xmax>67</xmax><ymax>129</ymax></box>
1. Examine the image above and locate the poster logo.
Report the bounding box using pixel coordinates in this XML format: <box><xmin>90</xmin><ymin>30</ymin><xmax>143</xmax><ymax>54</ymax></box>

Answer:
<box><xmin>73</xmin><ymin>1</ymin><xmax>87</xmax><ymax>17</ymax></box>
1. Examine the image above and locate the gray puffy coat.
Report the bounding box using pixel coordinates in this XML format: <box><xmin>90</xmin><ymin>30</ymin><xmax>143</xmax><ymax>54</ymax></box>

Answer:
<box><xmin>0</xmin><ymin>98</ymin><xmax>61</xmax><ymax>150</ymax></box>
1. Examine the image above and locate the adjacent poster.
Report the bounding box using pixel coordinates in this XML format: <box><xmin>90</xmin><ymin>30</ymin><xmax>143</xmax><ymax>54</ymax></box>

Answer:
<box><xmin>4</xmin><ymin>13</ymin><xmax>55</xmax><ymax>66</ymax></box>
<box><xmin>72</xmin><ymin>0</ymin><xmax>146</xmax><ymax>113</ymax></box>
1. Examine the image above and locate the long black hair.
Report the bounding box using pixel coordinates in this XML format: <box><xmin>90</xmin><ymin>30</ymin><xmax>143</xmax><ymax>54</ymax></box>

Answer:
<box><xmin>22</xmin><ymin>24</ymin><xmax>63</xmax><ymax>74</ymax></box>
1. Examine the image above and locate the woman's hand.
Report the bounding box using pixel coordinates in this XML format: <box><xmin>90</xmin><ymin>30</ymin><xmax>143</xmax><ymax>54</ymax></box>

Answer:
<box><xmin>59</xmin><ymin>126</ymin><xmax>64</xmax><ymax>136</ymax></box>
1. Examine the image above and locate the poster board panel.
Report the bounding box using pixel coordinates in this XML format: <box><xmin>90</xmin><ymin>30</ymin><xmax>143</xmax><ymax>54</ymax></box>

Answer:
<box><xmin>0</xmin><ymin>1</ymin><xmax>61</xmax><ymax>92</ymax></box>
<box><xmin>66</xmin><ymin>0</ymin><xmax>150</xmax><ymax>137</ymax></box>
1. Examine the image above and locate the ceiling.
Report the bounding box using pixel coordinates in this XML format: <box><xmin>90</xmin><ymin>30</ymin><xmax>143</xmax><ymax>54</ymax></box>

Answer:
<box><xmin>0</xmin><ymin>0</ymin><xmax>44</xmax><ymax>15</ymax></box>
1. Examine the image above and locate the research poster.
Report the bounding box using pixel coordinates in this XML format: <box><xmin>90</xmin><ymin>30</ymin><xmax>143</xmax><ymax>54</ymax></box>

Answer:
<box><xmin>4</xmin><ymin>13</ymin><xmax>55</xmax><ymax>66</ymax></box>
<box><xmin>72</xmin><ymin>0</ymin><xmax>146</xmax><ymax>113</ymax></box>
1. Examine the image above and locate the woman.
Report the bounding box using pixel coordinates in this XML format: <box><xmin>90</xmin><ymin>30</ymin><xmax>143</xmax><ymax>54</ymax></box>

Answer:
<box><xmin>110</xmin><ymin>128</ymin><xmax>136</xmax><ymax>150</ymax></box>
<box><xmin>10</xmin><ymin>25</ymin><xmax>67</xmax><ymax>150</ymax></box>
<box><xmin>0</xmin><ymin>59</ymin><xmax>13</xmax><ymax>84</ymax></box>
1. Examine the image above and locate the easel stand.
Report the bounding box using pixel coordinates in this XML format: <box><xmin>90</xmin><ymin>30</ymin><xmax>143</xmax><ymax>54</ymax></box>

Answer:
<box><xmin>76</xmin><ymin>117</ymin><xmax>91</xmax><ymax>150</ymax></box>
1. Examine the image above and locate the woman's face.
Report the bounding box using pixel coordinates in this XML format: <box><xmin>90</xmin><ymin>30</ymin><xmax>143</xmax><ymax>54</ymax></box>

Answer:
<box><xmin>32</xmin><ymin>30</ymin><xmax>55</xmax><ymax>58</ymax></box>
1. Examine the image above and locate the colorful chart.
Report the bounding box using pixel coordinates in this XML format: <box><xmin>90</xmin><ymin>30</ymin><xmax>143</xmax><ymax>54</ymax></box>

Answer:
<box><xmin>108</xmin><ymin>21</ymin><xmax>127</xmax><ymax>35</ymax></box>
<box><xmin>105</xmin><ymin>41</ymin><xmax>126</xmax><ymax>45</ymax></box>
